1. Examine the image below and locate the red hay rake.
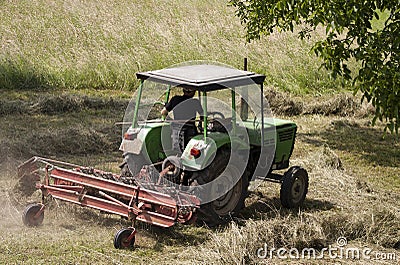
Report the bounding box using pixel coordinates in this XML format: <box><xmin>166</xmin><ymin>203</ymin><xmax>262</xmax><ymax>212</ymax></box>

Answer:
<box><xmin>18</xmin><ymin>157</ymin><xmax>200</xmax><ymax>249</ymax></box>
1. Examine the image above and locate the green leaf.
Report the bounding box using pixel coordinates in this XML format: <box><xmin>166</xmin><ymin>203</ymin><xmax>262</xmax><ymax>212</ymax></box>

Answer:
<box><xmin>231</xmin><ymin>0</ymin><xmax>400</xmax><ymax>133</ymax></box>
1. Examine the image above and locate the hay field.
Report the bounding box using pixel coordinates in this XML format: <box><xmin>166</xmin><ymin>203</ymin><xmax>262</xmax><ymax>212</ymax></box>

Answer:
<box><xmin>0</xmin><ymin>0</ymin><xmax>399</xmax><ymax>264</ymax></box>
<box><xmin>0</xmin><ymin>92</ymin><xmax>399</xmax><ymax>264</ymax></box>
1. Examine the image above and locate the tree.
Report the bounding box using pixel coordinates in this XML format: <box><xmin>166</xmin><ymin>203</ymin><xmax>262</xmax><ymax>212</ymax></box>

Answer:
<box><xmin>230</xmin><ymin>0</ymin><xmax>400</xmax><ymax>133</ymax></box>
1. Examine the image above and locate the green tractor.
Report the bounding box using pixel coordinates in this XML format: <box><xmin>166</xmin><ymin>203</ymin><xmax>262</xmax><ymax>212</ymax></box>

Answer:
<box><xmin>119</xmin><ymin>63</ymin><xmax>308</xmax><ymax>226</ymax></box>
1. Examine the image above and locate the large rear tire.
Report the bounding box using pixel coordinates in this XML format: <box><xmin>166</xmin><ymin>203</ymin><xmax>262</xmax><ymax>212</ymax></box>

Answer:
<box><xmin>190</xmin><ymin>151</ymin><xmax>249</xmax><ymax>227</ymax></box>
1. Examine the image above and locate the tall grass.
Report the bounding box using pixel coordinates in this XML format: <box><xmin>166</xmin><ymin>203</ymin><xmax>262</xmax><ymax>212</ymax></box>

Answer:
<box><xmin>1</xmin><ymin>0</ymin><xmax>345</xmax><ymax>93</ymax></box>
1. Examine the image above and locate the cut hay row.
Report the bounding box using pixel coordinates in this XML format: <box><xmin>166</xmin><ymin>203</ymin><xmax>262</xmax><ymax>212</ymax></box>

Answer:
<box><xmin>189</xmin><ymin>146</ymin><xmax>400</xmax><ymax>264</ymax></box>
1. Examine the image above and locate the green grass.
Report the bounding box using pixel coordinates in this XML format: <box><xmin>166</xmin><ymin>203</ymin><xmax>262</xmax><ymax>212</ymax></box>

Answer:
<box><xmin>1</xmin><ymin>0</ymin><xmax>347</xmax><ymax>95</ymax></box>
<box><xmin>1</xmin><ymin>1</ymin><xmax>399</xmax><ymax>264</ymax></box>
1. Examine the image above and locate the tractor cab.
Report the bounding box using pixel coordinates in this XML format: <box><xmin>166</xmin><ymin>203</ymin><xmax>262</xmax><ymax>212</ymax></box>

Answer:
<box><xmin>120</xmin><ymin>63</ymin><xmax>269</xmax><ymax>170</ymax></box>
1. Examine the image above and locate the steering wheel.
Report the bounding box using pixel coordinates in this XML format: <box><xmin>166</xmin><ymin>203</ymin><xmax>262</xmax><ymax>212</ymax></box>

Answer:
<box><xmin>196</xmin><ymin>112</ymin><xmax>226</xmax><ymax>132</ymax></box>
<box><xmin>205</xmin><ymin>112</ymin><xmax>231</xmax><ymax>133</ymax></box>
<box><xmin>207</xmin><ymin>111</ymin><xmax>225</xmax><ymax>119</ymax></box>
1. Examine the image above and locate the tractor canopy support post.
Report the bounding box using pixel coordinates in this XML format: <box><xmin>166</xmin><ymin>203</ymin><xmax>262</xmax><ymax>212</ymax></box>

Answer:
<box><xmin>132</xmin><ymin>80</ymin><xmax>144</xmax><ymax>128</ymax></box>
<box><xmin>162</xmin><ymin>84</ymin><xmax>171</xmax><ymax>121</ymax></box>
<box><xmin>240</xmin><ymin>58</ymin><xmax>249</xmax><ymax>121</ymax></box>
<box><xmin>231</xmin><ymin>88</ymin><xmax>237</xmax><ymax>136</ymax></box>
<box><xmin>165</xmin><ymin>84</ymin><xmax>171</xmax><ymax>104</ymax></box>
<box><xmin>202</xmin><ymin>91</ymin><xmax>207</xmax><ymax>141</ymax></box>
<box><xmin>260</xmin><ymin>83</ymin><xmax>265</xmax><ymax>146</ymax></box>
<box><xmin>240</xmin><ymin>91</ymin><xmax>248</xmax><ymax>121</ymax></box>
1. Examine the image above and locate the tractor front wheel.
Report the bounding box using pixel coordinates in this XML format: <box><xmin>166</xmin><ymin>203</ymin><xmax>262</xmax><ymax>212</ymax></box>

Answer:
<box><xmin>280</xmin><ymin>166</ymin><xmax>308</xmax><ymax>208</ymax></box>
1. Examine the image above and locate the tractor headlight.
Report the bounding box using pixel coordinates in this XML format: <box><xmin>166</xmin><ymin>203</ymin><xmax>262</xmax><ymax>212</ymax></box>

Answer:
<box><xmin>123</xmin><ymin>128</ymin><xmax>140</xmax><ymax>140</ymax></box>
<box><xmin>123</xmin><ymin>132</ymin><xmax>136</xmax><ymax>140</ymax></box>
<box><xmin>190</xmin><ymin>147</ymin><xmax>201</xmax><ymax>158</ymax></box>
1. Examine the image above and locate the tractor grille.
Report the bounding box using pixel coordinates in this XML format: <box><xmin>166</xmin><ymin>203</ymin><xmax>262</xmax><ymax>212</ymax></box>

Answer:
<box><xmin>278</xmin><ymin>129</ymin><xmax>294</xmax><ymax>142</ymax></box>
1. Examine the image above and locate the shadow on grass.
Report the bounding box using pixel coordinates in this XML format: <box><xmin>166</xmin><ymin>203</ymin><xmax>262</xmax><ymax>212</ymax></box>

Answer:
<box><xmin>299</xmin><ymin>119</ymin><xmax>399</xmax><ymax>167</ymax></box>
<box><xmin>54</xmin><ymin>184</ymin><xmax>336</xmax><ymax>248</ymax></box>
<box><xmin>137</xmin><ymin>225</ymin><xmax>209</xmax><ymax>251</ymax></box>
<box><xmin>240</xmin><ymin>191</ymin><xmax>335</xmax><ymax>221</ymax></box>
<box><xmin>139</xmin><ymin>194</ymin><xmax>334</xmax><ymax>252</ymax></box>
<box><xmin>0</xmin><ymin>57</ymin><xmax>55</xmax><ymax>90</ymax></box>
<box><xmin>54</xmin><ymin>203</ymin><xmax>209</xmax><ymax>250</ymax></box>
<box><xmin>37</xmin><ymin>190</ymin><xmax>335</xmax><ymax>252</ymax></box>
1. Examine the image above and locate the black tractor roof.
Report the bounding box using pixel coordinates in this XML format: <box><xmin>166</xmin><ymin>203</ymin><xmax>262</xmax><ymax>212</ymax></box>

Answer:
<box><xmin>136</xmin><ymin>64</ymin><xmax>265</xmax><ymax>91</ymax></box>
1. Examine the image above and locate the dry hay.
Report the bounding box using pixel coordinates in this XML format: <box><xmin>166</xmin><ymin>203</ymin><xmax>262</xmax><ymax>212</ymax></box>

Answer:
<box><xmin>34</xmin><ymin>94</ymin><xmax>128</xmax><ymax>115</ymax></box>
<box><xmin>264</xmin><ymin>88</ymin><xmax>375</xmax><ymax>118</ymax></box>
<box><xmin>0</xmin><ymin>94</ymin><xmax>125</xmax><ymax>164</ymax></box>
<box><xmin>0</xmin><ymin>94</ymin><xmax>128</xmax><ymax>116</ymax></box>
<box><xmin>305</xmin><ymin>94</ymin><xmax>360</xmax><ymax>116</ymax></box>
<box><xmin>0</xmin><ymin>100</ymin><xmax>28</xmax><ymax>115</ymax></box>
<box><xmin>26</xmin><ymin>126</ymin><xmax>115</xmax><ymax>155</ymax></box>
<box><xmin>264</xmin><ymin>89</ymin><xmax>303</xmax><ymax>116</ymax></box>
<box><xmin>188</xmin><ymin>146</ymin><xmax>400</xmax><ymax>264</ymax></box>
<box><xmin>1</xmin><ymin>126</ymin><xmax>117</xmax><ymax>165</ymax></box>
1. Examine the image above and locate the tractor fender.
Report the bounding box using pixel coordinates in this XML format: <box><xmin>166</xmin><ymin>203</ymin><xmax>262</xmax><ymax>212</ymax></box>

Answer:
<box><xmin>181</xmin><ymin>137</ymin><xmax>217</xmax><ymax>170</ymax></box>
<box><xmin>120</xmin><ymin>123</ymin><xmax>171</xmax><ymax>163</ymax></box>
<box><xmin>119</xmin><ymin>138</ymin><xmax>143</xmax><ymax>155</ymax></box>
<box><xmin>181</xmin><ymin>133</ymin><xmax>250</xmax><ymax>170</ymax></box>
<box><xmin>207</xmin><ymin>132</ymin><xmax>250</xmax><ymax>150</ymax></box>
<box><xmin>119</xmin><ymin>127</ymin><xmax>147</xmax><ymax>155</ymax></box>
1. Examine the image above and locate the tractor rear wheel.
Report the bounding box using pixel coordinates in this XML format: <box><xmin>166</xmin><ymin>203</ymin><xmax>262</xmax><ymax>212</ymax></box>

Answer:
<box><xmin>280</xmin><ymin>166</ymin><xmax>308</xmax><ymax>208</ymax></box>
<box><xmin>190</xmin><ymin>151</ymin><xmax>249</xmax><ymax>227</ymax></box>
